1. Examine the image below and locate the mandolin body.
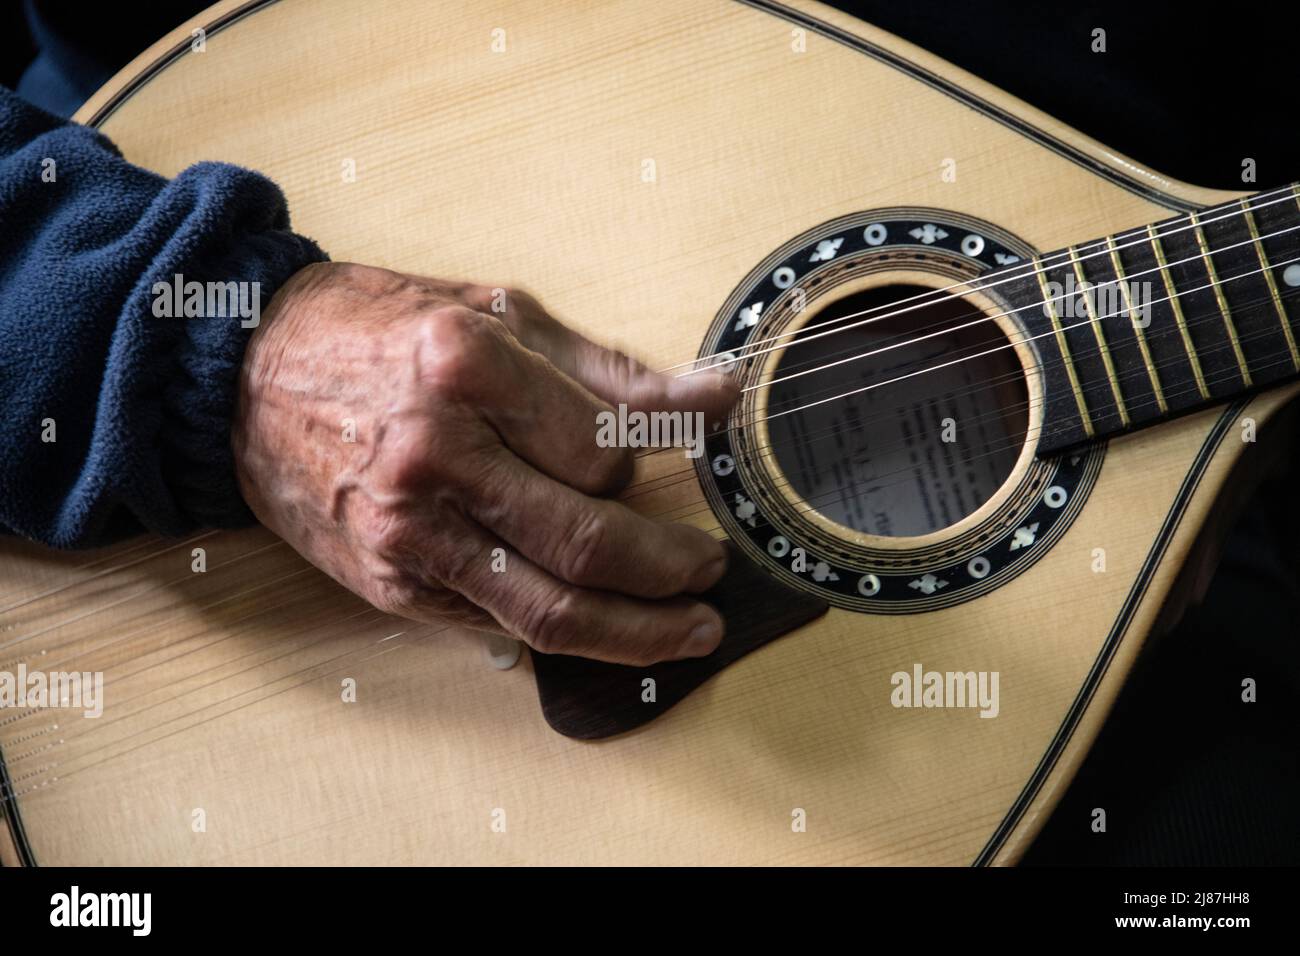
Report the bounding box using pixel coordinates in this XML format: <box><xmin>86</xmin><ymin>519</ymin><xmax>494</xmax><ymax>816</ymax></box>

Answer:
<box><xmin>1</xmin><ymin>0</ymin><xmax>1292</xmax><ymax>866</ymax></box>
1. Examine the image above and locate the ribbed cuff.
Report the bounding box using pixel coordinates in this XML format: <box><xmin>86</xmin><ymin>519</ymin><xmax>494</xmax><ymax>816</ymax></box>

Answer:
<box><xmin>154</xmin><ymin>167</ymin><xmax>329</xmax><ymax>530</ymax></box>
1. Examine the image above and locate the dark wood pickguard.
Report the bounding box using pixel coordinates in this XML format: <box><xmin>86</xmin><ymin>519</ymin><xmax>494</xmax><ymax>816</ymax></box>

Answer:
<box><xmin>531</xmin><ymin>541</ymin><xmax>829</xmax><ymax>739</ymax></box>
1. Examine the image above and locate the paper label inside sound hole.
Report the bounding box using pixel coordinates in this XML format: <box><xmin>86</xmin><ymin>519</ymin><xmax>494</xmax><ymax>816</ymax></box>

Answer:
<box><xmin>765</xmin><ymin>285</ymin><xmax>1028</xmax><ymax>538</ymax></box>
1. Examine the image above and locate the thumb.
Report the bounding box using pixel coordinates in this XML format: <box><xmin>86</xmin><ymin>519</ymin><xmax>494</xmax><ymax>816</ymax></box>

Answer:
<box><xmin>481</xmin><ymin>285</ymin><xmax>741</xmax><ymax>421</ymax></box>
<box><xmin>566</xmin><ymin>336</ymin><xmax>741</xmax><ymax>421</ymax></box>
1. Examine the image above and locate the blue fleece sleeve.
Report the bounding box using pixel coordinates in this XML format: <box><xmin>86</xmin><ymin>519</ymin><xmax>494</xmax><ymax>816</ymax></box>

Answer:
<box><xmin>0</xmin><ymin>87</ymin><xmax>328</xmax><ymax>547</ymax></box>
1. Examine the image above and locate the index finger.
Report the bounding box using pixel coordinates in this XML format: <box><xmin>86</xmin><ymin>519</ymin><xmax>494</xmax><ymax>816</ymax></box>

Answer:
<box><xmin>468</xmin><ymin>286</ymin><xmax>741</xmax><ymax>421</ymax></box>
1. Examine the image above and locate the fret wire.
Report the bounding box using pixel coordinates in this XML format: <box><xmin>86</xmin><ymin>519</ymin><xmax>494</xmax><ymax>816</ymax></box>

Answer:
<box><xmin>1147</xmin><ymin>224</ymin><xmax>1211</xmax><ymax>400</ymax></box>
<box><xmin>1239</xmin><ymin>199</ymin><xmax>1300</xmax><ymax>371</ymax></box>
<box><xmin>753</xmin><ymin>247</ymin><xmax>1300</xmax><ymax>434</ymax></box>
<box><xmin>1068</xmin><ymin>244</ymin><xmax>1129</xmax><ymax>426</ymax></box>
<box><xmin>1107</xmin><ymin>234</ymin><xmax>1167</xmax><ymax>412</ymax></box>
<box><xmin>1189</xmin><ymin>211</ymin><xmax>1252</xmax><ymax>386</ymax></box>
<box><xmin>1032</xmin><ymin>255</ymin><xmax>1094</xmax><ymax>438</ymax></box>
<box><xmin>676</xmin><ymin>186</ymin><xmax>1300</xmax><ymax>377</ymax></box>
<box><xmin>751</xmin><ymin>223</ymin><xmax>1300</xmax><ymax>436</ymax></box>
<box><xmin>704</xmin><ymin>207</ymin><xmax>1300</xmax><ymax>448</ymax></box>
<box><xmin>754</xmin><ymin>213</ymin><xmax>1300</xmax><ymax>403</ymax></box>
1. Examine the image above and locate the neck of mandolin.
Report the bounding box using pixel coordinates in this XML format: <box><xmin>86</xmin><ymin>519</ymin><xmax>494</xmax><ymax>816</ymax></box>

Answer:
<box><xmin>992</xmin><ymin>185</ymin><xmax>1300</xmax><ymax>455</ymax></box>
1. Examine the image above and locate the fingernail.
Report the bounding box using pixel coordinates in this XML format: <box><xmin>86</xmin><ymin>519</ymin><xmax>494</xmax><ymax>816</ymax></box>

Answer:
<box><xmin>703</xmin><ymin>371</ymin><xmax>742</xmax><ymax>403</ymax></box>
<box><xmin>690</xmin><ymin>553</ymin><xmax>728</xmax><ymax>592</ymax></box>
<box><xmin>683</xmin><ymin>617</ymin><xmax>723</xmax><ymax>658</ymax></box>
<box><xmin>669</xmin><ymin>371</ymin><xmax>735</xmax><ymax>402</ymax></box>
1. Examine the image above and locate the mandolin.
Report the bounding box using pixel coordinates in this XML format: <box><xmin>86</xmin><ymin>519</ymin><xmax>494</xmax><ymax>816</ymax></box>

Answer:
<box><xmin>3</xmin><ymin>0</ymin><xmax>1297</xmax><ymax>866</ymax></box>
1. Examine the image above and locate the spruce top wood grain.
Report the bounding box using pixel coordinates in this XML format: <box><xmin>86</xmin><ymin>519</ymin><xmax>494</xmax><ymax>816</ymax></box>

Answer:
<box><xmin>1</xmin><ymin>0</ymin><xmax>1293</xmax><ymax>866</ymax></box>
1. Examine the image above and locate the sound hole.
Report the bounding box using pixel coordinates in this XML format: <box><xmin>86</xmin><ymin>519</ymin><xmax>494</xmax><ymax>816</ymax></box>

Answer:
<box><xmin>766</xmin><ymin>284</ymin><xmax>1029</xmax><ymax>538</ymax></box>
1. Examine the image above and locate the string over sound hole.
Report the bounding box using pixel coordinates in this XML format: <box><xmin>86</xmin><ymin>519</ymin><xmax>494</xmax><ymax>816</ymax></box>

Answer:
<box><xmin>766</xmin><ymin>284</ymin><xmax>1029</xmax><ymax>538</ymax></box>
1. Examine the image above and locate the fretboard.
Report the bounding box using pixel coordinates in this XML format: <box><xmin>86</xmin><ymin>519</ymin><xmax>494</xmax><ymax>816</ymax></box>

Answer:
<box><xmin>993</xmin><ymin>185</ymin><xmax>1300</xmax><ymax>454</ymax></box>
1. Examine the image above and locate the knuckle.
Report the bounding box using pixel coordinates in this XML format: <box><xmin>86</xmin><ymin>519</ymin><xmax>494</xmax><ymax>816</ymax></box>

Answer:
<box><xmin>368</xmin><ymin>572</ymin><xmax>461</xmax><ymax>625</ymax></box>
<box><xmin>523</xmin><ymin>588</ymin><xmax>579</xmax><ymax>655</ymax></box>
<box><xmin>461</xmin><ymin>451</ymin><xmax>515</xmax><ymax>524</ymax></box>
<box><xmin>559</xmin><ymin>509</ymin><xmax>610</xmax><ymax>585</ymax></box>
<box><xmin>359</xmin><ymin>504</ymin><xmax>417</xmax><ymax>562</ymax></box>
<box><xmin>472</xmin><ymin>284</ymin><xmax>552</xmax><ymax>344</ymax></box>
<box><xmin>465</xmin><ymin>283</ymin><xmax>517</xmax><ymax>316</ymax></box>
<box><xmin>368</xmin><ymin>571</ymin><xmax>426</xmax><ymax>618</ymax></box>
<box><xmin>361</xmin><ymin>522</ymin><xmax>475</xmax><ymax>619</ymax></box>
<box><xmin>426</xmin><ymin>536</ymin><xmax>479</xmax><ymax>589</ymax></box>
<box><xmin>605</xmin><ymin>348</ymin><xmax>646</xmax><ymax>385</ymax></box>
<box><xmin>413</xmin><ymin>306</ymin><xmax>494</xmax><ymax>395</ymax></box>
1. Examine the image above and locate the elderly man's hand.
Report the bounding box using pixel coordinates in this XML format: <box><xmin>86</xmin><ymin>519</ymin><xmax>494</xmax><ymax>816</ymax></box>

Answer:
<box><xmin>232</xmin><ymin>262</ymin><xmax>739</xmax><ymax>665</ymax></box>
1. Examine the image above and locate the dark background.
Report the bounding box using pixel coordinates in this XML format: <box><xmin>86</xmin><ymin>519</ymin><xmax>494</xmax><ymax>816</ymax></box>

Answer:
<box><xmin>2</xmin><ymin>1</ymin><xmax>1297</xmax><ymax>864</ymax></box>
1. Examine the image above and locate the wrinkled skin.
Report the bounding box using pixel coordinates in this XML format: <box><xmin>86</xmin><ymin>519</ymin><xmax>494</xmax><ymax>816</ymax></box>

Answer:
<box><xmin>233</xmin><ymin>262</ymin><xmax>740</xmax><ymax>665</ymax></box>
